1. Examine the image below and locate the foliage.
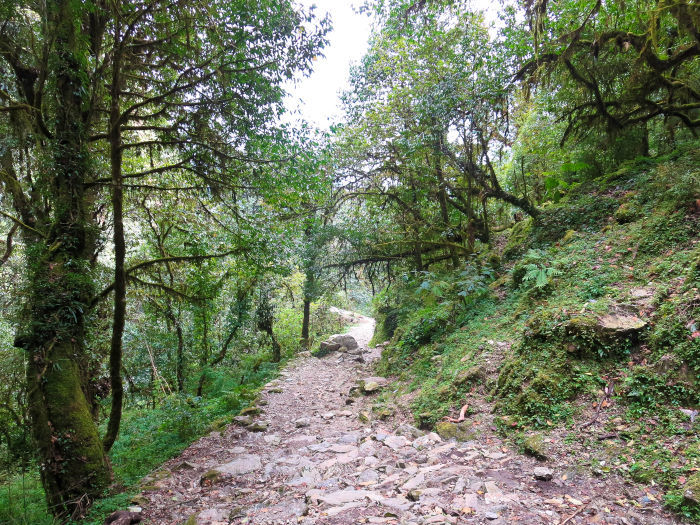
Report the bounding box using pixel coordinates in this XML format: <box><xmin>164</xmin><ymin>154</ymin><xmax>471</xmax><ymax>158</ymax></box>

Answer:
<box><xmin>512</xmin><ymin>249</ymin><xmax>562</xmax><ymax>290</ymax></box>
<box><xmin>518</xmin><ymin>0</ymin><xmax>700</xmax><ymax>141</ymax></box>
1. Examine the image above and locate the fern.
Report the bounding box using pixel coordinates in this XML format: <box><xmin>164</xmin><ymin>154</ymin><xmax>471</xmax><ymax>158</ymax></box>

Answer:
<box><xmin>522</xmin><ymin>264</ymin><xmax>562</xmax><ymax>288</ymax></box>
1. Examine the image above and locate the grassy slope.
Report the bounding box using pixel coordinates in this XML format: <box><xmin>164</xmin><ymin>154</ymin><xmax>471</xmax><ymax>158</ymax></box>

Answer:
<box><xmin>373</xmin><ymin>146</ymin><xmax>700</xmax><ymax>520</ymax></box>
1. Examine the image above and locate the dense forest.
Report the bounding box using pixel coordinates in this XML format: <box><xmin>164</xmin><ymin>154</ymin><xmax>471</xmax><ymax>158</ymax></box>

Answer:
<box><xmin>0</xmin><ymin>0</ymin><xmax>698</xmax><ymax>523</ymax></box>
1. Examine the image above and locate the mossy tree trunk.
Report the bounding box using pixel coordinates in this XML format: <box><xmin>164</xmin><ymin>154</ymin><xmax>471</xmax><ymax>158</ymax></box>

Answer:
<box><xmin>301</xmin><ymin>297</ymin><xmax>312</xmax><ymax>348</ymax></box>
<box><xmin>15</xmin><ymin>0</ymin><xmax>111</xmax><ymax>517</ymax></box>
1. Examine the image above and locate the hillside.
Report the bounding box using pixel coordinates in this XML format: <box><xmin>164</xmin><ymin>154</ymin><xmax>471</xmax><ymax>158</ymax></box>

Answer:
<box><xmin>371</xmin><ymin>147</ymin><xmax>700</xmax><ymax>521</ymax></box>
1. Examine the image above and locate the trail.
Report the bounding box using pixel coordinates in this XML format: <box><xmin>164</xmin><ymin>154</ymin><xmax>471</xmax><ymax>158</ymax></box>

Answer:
<box><xmin>140</xmin><ymin>312</ymin><xmax>680</xmax><ymax>524</ymax></box>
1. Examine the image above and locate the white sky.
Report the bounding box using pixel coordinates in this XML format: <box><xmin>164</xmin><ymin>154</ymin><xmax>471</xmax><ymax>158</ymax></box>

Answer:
<box><xmin>283</xmin><ymin>0</ymin><xmax>501</xmax><ymax>131</ymax></box>
<box><xmin>283</xmin><ymin>1</ymin><xmax>372</xmax><ymax>130</ymax></box>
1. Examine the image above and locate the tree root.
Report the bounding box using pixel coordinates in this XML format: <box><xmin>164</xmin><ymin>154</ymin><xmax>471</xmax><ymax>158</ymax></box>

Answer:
<box><xmin>444</xmin><ymin>403</ymin><xmax>469</xmax><ymax>423</ymax></box>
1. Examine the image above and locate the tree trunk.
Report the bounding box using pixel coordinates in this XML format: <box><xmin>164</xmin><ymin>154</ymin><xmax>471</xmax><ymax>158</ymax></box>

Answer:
<box><xmin>103</xmin><ymin>17</ymin><xmax>125</xmax><ymax>454</ymax></box>
<box><xmin>17</xmin><ymin>1</ymin><xmax>111</xmax><ymax>515</ymax></box>
<box><xmin>434</xmin><ymin>139</ymin><xmax>459</xmax><ymax>268</ymax></box>
<box><xmin>301</xmin><ymin>298</ymin><xmax>311</xmax><ymax>348</ymax></box>
<box><xmin>270</xmin><ymin>331</ymin><xmax>282</xmax><ymax>363</ymax></box>
<box><xmin>175</xmin><ymin>318</ymin><xmax>185</xmax><ymax>392</ymax></box>
<box><xmin>196</xmin><ymin>309</ymin><xmax>210</xmax><ymax>397</ymax></box>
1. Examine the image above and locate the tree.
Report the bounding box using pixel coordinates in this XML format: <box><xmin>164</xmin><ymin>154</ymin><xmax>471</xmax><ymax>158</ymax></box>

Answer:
<box><xmin>334</xmin><ymin>0</ymin><xmax>538</xmax><ymax>274</ymax></box>
<box><xmin>0</xmin><ymin>0</ymin><xmax>327</xmax><ymax>517</ymax></box>
<box><xmin>516</xmin><ymin>0</ymin><xmax>700</xmax><ymax>143</ymax></box>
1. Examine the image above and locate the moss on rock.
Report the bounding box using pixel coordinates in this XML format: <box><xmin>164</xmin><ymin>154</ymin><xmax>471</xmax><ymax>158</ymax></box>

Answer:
<box><xmin>503</xmin><ymin>218</ymin><xmax>533</xmax><ymax>259</ymax></box>
<box><xmin>522</xmin><ymin>433</ymin><xmax>549</xmax><ymax>460</ymax></box>
<box><xmin>199</xmin><ymin>470</ymin><xmax>222</xmax><ymax>486</ymax></box>
<box><xmin>455</xmin><ymin>365</ymin><xmax>486</xmax><ymax>387</ymax></box>
<box><xmin>435</xmin><ymin>421</ymin><xmax>475</xmax><ymax>441</ymax></box>
<box><xmin>614</xmin><ymin>201</ymin><xmax>642</xmax><ymax>224</ymax></box>
<box><xmin>684</xmin><ymin>472</ymin><xmax>700</xmax><ymax>507</ymax></box>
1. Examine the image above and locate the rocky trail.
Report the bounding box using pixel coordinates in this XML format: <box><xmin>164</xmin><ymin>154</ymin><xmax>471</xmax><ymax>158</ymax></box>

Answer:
<box><xmin>136</xmin><ymin>313</ymin><xmax>681</xmax><ymax>525</ymax></box>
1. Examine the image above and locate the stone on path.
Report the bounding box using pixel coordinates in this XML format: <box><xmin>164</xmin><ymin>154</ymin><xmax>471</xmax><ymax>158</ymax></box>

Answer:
<box><xmin>294</xmin><ymin>417</ymin><xmax>310</xmax><ymax>428</ymax></box>
<box><xmin>533</xmin><ymin>467</ymin><xmax>554</xmax><ymax>481</ymax></box>
<box><xmin>358</xmin><ymin>376</ymin><xmax>388</xmax><ymax>393</ymax></box>
<box><xmin>263</xmin><ymin>434</ymin><xmax>281</xmax><ymax>445</ymax></box>
<box><xmin>310</xmin><ymin>489</ymin><xmax>374</xmax><ymax>505</ymax></box>
<box><xmin>401</xmin><ymin>472</ymin><xmax>425</xmax><ymax>491</ymax></box>
<box><xmin>232</xmin><ymin>415</ymin><xmax>253</xmax><ymax>426</ymax></box>
<box><xmin>318</xmin><ymin>334</ymin><xmax>359</xmax><ymax>355</ymax></box>
<box><xmin>215</xmin><ymin>454</ymin><xmax>262</xmax><ymax>475</ymax></box>
<box><xmin>358</xmin><ymin>469</ymin><xmax>380</xmax><ymax>484</ymax></box>
<box><xmin>413</xmin><ymin>432</ymin><xmax>441</xmax><ymax>450</ymax></box>
<box><xmin>328</xmin><ymin>333</ymin><xmax>359</xmax><ymax>350</ymax></box>
<box><xmin>246</xmin><ymin>421</ymin><xmax>268</xmax><ymax>432</ymax></box>
<box><xmin>384</xmin><ymin>434</ymin><xmax>410</xmax><ymax>450</ymax></box>
<box><xmin>395</xmin><ymin>424</ymin><xmax>424</xmax><ymax>439</ymax></box>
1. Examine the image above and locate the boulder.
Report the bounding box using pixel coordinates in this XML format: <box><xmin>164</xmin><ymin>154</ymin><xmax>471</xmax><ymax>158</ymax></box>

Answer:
<box><xmin>564</xmin><ymin>312</ymin><xmax>647</xmax><ymax>358</ymax></box>
<box><xmin>316</xmin><ymin>334</ymin><xmax>360</xmax><ymax>357</ymax></box>
<box><xmin>320</xmin><ymin>340</ymin><xmax>341</xmax><ymax>352</ymax></box>
<box><xmin>597</xmin><ymin>313</ymin><xmax>647</xmax><ymax>334</ymax></box>
<box><xmin>328</xmin><ymin>333</ymin><xmax>359</xmax><ymax>350</ymax></box>
<box><xmin>565</xmin><ymin>313</ymin><xmax>646</xmax><ymax>338</ymax></box>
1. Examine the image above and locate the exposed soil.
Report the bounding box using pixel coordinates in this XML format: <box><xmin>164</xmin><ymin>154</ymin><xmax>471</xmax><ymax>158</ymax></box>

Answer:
<box><xmin>138</xmin><ymin>312</ymin><xmax>682</xmax><ymax>524</ymax></box>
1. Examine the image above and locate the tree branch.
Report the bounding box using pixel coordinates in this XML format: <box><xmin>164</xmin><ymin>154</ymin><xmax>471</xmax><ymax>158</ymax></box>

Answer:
<box><xmin>0</xmin><ymin>224</ymin><xmax>18</xmax><ymax>266</ymax></box>
<box><xmin>91</xmin><ymin>248</ymin><xmax>247</xmax><ymax>306</ymax></box>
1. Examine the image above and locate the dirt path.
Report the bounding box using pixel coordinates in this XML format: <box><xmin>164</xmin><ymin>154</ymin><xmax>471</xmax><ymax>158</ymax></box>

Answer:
<box><xmin>139</xmin><ymin>313</ymin><xmax>681</xmax><ymax>524</ymax></box>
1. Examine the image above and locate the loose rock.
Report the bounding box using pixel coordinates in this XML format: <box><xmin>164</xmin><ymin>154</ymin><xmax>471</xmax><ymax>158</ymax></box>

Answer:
<box><xmin>533</xmin><ymin>467</ymin><xmax>554</xmax><ymax>481</ymax></box>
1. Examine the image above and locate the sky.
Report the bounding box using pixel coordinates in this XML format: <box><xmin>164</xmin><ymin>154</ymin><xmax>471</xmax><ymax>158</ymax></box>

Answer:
<box><xmin>284</xmin><ymin>0</ymin><xmax>501</xmax><ymax>130</ymax></box>
<box><xmin>283</xmin><ymin>1</ymin><xmax>372</xmax><ymax>130</ymax></box>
